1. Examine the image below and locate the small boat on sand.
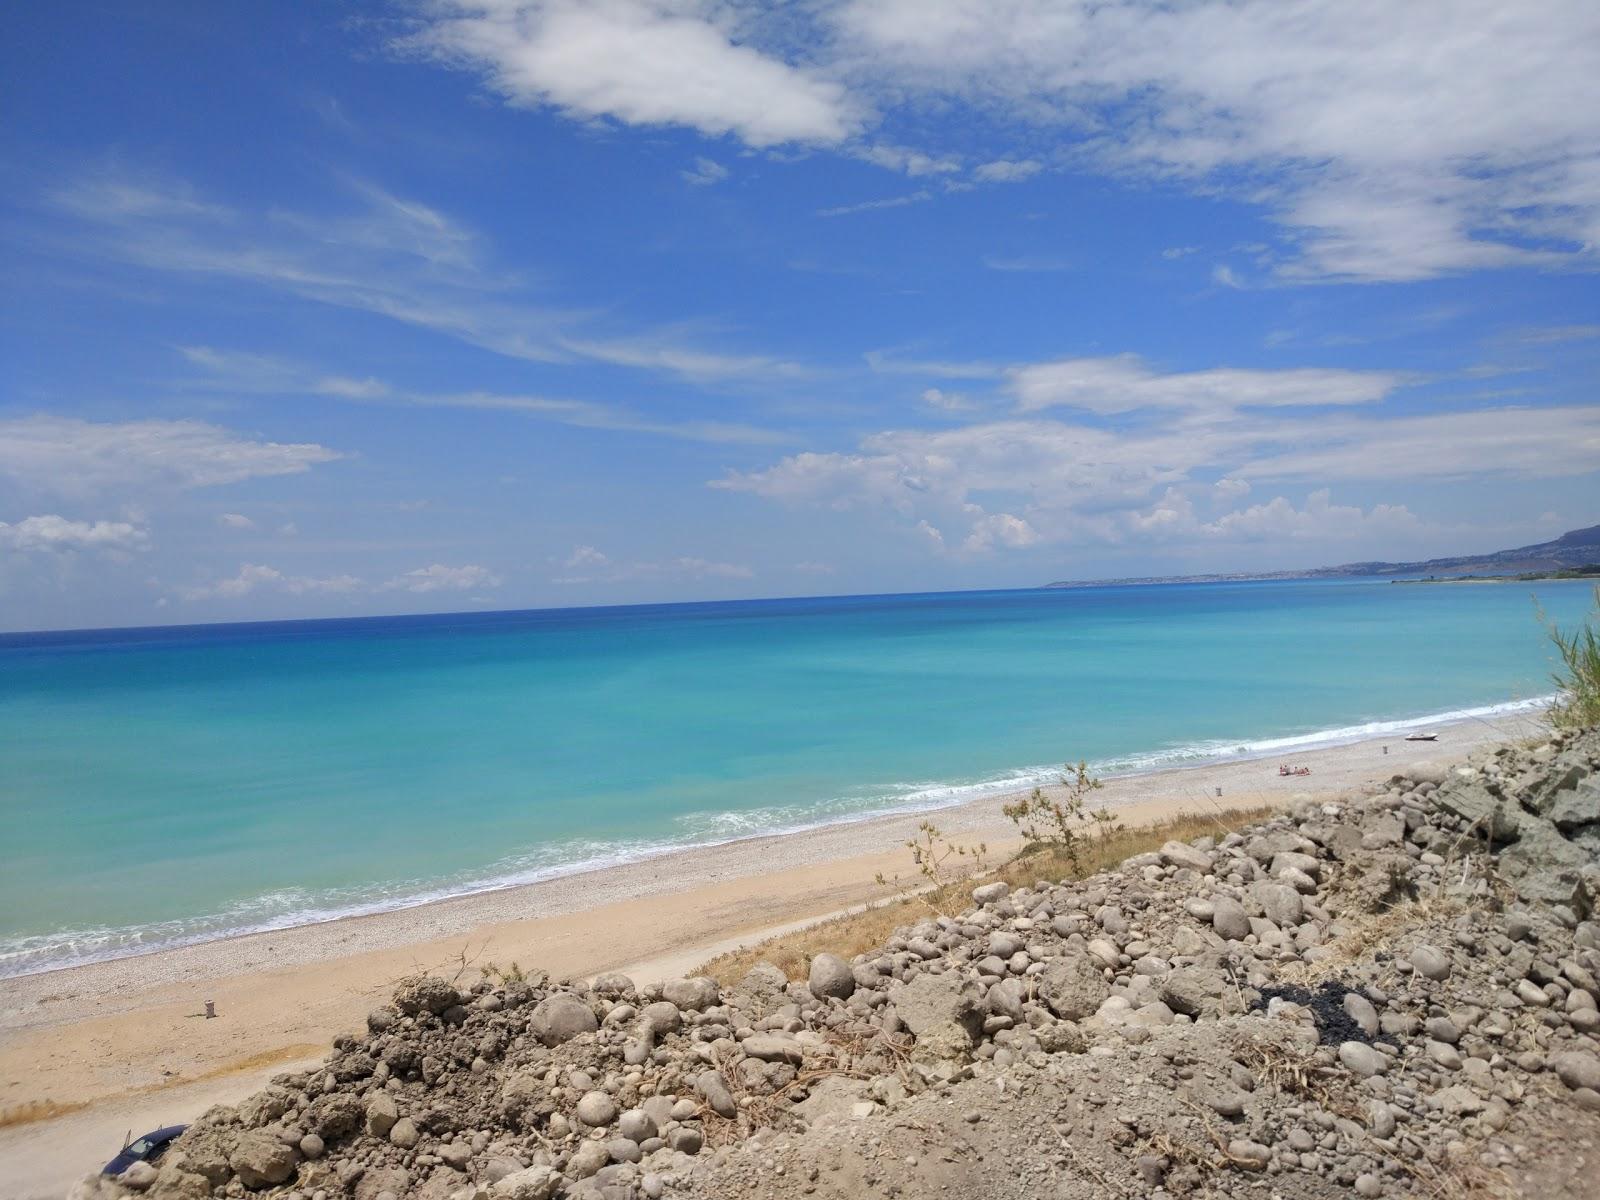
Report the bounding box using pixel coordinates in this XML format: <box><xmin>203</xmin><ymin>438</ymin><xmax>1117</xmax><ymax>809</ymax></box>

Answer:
<box><xmin>1404</xmin><ymin>733</ymin><xmax>1438</xmax><ymax>742</ymax></box>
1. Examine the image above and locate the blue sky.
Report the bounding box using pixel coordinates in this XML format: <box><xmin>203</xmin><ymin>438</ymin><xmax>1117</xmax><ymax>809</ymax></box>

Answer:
<box><xmin>2</xmin><ymin>0</ymin><xmax>1598</xmax><ymax>631</ymax></box>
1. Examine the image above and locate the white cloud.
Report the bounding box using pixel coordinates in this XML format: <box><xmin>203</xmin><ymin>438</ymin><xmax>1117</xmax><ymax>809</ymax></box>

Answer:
<box><xmin>716</xmin><ymin>402</ymin><xmax>1600</xmax><ymax>554</ymax></box>
<box><xmin>552</xmin><ymin>547</ymin><xmax>752</xmax><ymax>584</ymax></box>
<box><xmin>962</xmin><ymin>512</ymin><xmax>1039</xmax><ymax>553</ymax></box>
<box><xmin>681</xmin><ymin>156</ymin><xmax>730</xmax><ymax>186</ymax></box>
<box><xmin>793</xmin><ymin>560</ymin><xmax>835</xmax><ymax>574</ymax></box>
<box><xmin>0</xmin><ymin>416</ymin><xmax>341</xmax><ymax>498</ymax></box>
<box><xmin>381</xmin><ymin>563</ymin><xmax>503</xmax><ymax>593</ymax></box>
<box><xmin>218</xmin><ymin>513</ymin><xmax>255</xmax><ymax>529</ymax></box>
<box><xmin>1203</xmin><ymin>489</ymin><xmax>1421</xmax><ymax>542</ymax></box>
<box><xmin>828</xmin><ymin>0</ymin><xmax>1600</xmax><ymax>280</ymax></box>
<box><xmin>54</xmin><ymin>175</ymin><xmax>808</xmax><ymax>384</ymax></box>
<box><xmin>0</xmin><ymin>514</ymin><xmax>148</xmax><ymax>554</ymax></box>
<box><xmin>178</xmin><ymin>563</ymin><xmax>362</xmax><ymax>601</ymax></box>
<box><xmin>179</xmin><ymin>347</ymin><xmax>787</xmax><ymax>446</ymax></box>
<box><xmin>920</xmin><ymin>387</ymin><xmax>978</xmax><ymax>412</ymax></box>
<box><xmin>982</xmin><ymin>254</ymin><xmax>1073</xmax><ymax>273</ymax></box>
<box><xmin>973</xmin><ymin>159</ymin><xmax>1042</xmax><ymax>183</ymax></box>
<box><xmin>410</xmin><ymin>1</ymin><xmax>854</xmax><ymax>146</ymax></box>
<box><xmin>1007</xmin><ymin>354</ymin><xmax>1401</xmax><ymax>415</ymax></box>
<box><xmin>856</xmin><ymin>144</ymin><xmax>961</xmax><ymax>176</ymax></box>
<box><xmin>817</xmin><ymin>191</ymin><xmax>932</xmax><ymax>218</ymax></box>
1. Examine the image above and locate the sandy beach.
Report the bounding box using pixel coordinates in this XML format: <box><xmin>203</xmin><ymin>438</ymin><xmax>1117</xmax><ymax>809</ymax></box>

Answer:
<box><xmin>0</xmin><ymin>709</ymin><xmax>1541</xmax><ymax>1195</ymax></box>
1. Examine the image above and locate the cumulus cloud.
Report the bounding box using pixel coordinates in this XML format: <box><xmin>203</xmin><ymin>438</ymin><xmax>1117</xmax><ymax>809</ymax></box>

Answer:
<box><xmin>716</xmin><ymin>402</ymin><xmax>1600</xmax><ymax>554</ymax></box>
<box><xmin>381</xmin><ymin>563</ymin><xmax>503</xmax><ymax>593</ymax></box>
<box><xmin>0</xmin><ymin>514</ymin><xmax>149</xmax><ymax>554</ymax></box>
<box><xmin>410</xmin><ymin>1</ymin><xmax>854</xmax><ymax>146</ymax></box>
<box><xmin>0</xmin><ymin>416</ymin><xmax>341</xmax><ymax>498</ymax></box>
<box><xmin>218</xmin><ymin>513</ymin><xmax>256</xmax><ymax>529</ymax></box>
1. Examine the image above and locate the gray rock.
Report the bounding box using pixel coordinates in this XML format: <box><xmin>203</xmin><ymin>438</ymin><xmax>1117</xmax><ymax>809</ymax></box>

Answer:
<box><xmin>576</xmin><ymin>1090</ymin><xmax>619</xmax><ymax>1126</ymax></box>
<box><xmin>742</xmin><ymin>1033</ymin><xmax>804</xmax><ymax>1064</ymax></box>
<box><xmin>1227</xmin><ymin>1139</ymin><xmax>1271</xmax><ymax>1170</ymax></box>
<box><xmin>365</xmin><ymin>1093</ymin><xmax>399</xmax><ymax>1137</ymax></box>
<box><xmin>529</xmin><ymin>993</ymin><xmax>599</xmax><ymax>1046</ymax></box>
<box><xmin>617</xmin><ymin>1109</ymin><xmax>657</xmax><ymax>1143</ymax></box>
<box><xmin>592</xmin><ymin>972</ymin><xmax>635</xmax><ymax>997</ymax></box>
<box><xmin>606</xmin><ymin>1137</ymin><xmax>641</xmax><ymax>1164</ymax></box>
<box><xmin>808</xmin><ymin>953</ymin><xmax>856</xmax><ymax>1000</ymax></box>
<box><xmin>1161</xmin><ymin>966</ymin><xmax>1238</xmax><ymax>1018</ymax></box>
<box><xmin>696</xmin><ymin>1069</ymin><xmax>738</xmax><ymax>1118</ymax></box>
<box><xmin>1550</xmin><ymin>776</ymin><xmax>1600</xmax><ymax>832</ymax></box>
<box><xmin>1409</xmin><ymin>943</ymin><xmax>1451</xmax><ymax>981</ymax></box>
<box><xmin>493</xmin><ymin>1166</ymin><xmax>561</xmax><ymax>1200</ymax></box>
<box><xmin>972</xmin><ymin>881</ymin><xmax>1010</xmax><ymax>905</ymax></box>
<box><xmin>668</xmin><ymin>1125</ymin><xmax>704</xmax><ymax>1155</ymax></box>
<box><xmin>1037</xmin><ymin>954</ymin><xmax>1111</xmax><ymax>1021</ymax></box>
<box><xmin>1253</xmin><ymin>881</ymin><xmax>1304</xmax><ymax>928</ymax></box>
<box><xmin>637</xmin><ymin>1000</ymin><xmax>682</xmax><ymax>1036</ymax></box>
<box><xmin>1553</xmin><ymin>1051</ymin><xmax>1600</xmax><ymax>1092</ymax></box>
<box><xmin>117</xmin><ymin>1162</ymin><xmax>158</xmax><ymax>1192</ymax></box>
<box><xmin>1159</xmin><ymin>839</ymin><xmax>1214</xmax><ymax>872</ymax></box>
<box><xmin>1338</xmin><ymin>1041</ymin><xmax>1387</xmax><ymax>1078</ymax></box>
<box><xmin>1212</xmin><ymin>897</ymin><xmax>1251</xmax><ymax>941</ymax></box>
<box><xmin>438</xmin><ymin>1141</ymin><xmax>473</xmax><ymax>1170</ymax></box>
<box><xmin>891</xmin><ymin>971</ymin><xmax>985</xmax><ymax>1061</ymax></box>
<box><xmin>388</xmin><ymin>1117</ymin><xmax>419</xmax><ymax>1149</ymax></box>
<box><xmin>1342</xmin><ymin>992</ymin><xmax>1379</xmax><ymax>1037</ymax></box>
<box><xmin>567</xmin><ymin>1140</ymin><xmax>610</xmax><ymax>1179</ymax></box>
<box><xmin>662</xmin><ymin>976</ymin><xmax>720</xmax><ymax>1011</ymax></box>
<box><xmin>297</xmin><ymin>1133</ymin><xmax>324</xmax><ymax>1160</ymax></box>
<box><xmin>393</xmin><ymin>975</ymin><xmax>461</xmax><ymax>1016</ymax></box>
<box><xmin>227</xmin><ymin>1131</ymin><xmax>299</xmax><ymax>1188</ymax></box>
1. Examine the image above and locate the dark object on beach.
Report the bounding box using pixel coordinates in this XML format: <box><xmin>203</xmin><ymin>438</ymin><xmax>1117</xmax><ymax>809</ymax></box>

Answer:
<box><xmin>1277</xmin><ymin>765</ymin><xmax>1312</xmax><ymax>776</ymax></box>
<box><xmin>1405</xmin><ymin>733</ymin><xmax>1438</xmax><ymax>742</ymax></box>
<box><xmin>103</xmin><ymin>1125</ymin><xmax>186</xmax><ymax>1175</ymax></box>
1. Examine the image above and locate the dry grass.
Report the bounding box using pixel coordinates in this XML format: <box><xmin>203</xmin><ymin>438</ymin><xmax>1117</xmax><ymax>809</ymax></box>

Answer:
<box><xmin>0</xmin><ymin>1041</ymin><xmax>324</xmax><ymax>1131</ymax></box>
<box><xmin>0</xmin><ymin>1098</ymin><xmax>91</xmax><ymax>1129</ymax></box>
<box><xmin>697</xmin><ymin>804</ymin><xmax>1278</xmax><ymax>986</ymax></box>
<box><xmin>1277</xmin><ymin>893</ymin><xmax>1468</xmax><ymax>988</ymax></box>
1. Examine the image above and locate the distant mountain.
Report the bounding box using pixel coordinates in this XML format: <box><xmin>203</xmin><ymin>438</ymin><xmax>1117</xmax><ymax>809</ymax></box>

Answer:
<box><xmin>1044</xmin><ymin>524</ymin><xmax>1600</xmax><ymax>588</ymax></box>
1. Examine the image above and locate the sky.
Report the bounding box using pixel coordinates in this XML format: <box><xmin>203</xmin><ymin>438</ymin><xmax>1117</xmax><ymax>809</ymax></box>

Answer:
<box><xmin>2</xmin><ymin>0</ymin><xmax>1599</xmax><ymax>632</ymax></box>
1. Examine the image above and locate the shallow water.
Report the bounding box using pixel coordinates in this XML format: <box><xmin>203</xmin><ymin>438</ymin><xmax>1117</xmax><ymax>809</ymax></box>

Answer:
<box><xmin>1</xmin><ymin>578</ymin><xmax>1591</xmax><ymax>977</ymax></box>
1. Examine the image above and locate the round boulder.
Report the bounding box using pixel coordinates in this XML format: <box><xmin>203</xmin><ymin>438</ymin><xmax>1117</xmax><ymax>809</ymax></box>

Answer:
<box><xmin>808</xmin><ymin>953</ymin><xmax>856</xmax><ymax>1001</ymax></box>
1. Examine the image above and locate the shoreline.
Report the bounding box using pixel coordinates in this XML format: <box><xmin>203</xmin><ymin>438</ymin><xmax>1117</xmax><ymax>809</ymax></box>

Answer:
<box><xmin>0</xmin><ymin>694</ymin><xmax>1550</xmax><ymax>985</ymax></box>
<box><xmin>0</xmin><ymin>708</ymin><xmax>1546</xmax><ymax>1198</ymax></box>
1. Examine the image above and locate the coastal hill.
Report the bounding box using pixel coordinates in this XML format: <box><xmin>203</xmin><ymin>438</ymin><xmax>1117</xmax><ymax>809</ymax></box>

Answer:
<box><xmin>1046</xmin><ymin>522</ymin><xmax>1600</xmax><ymax>588</ymax></box>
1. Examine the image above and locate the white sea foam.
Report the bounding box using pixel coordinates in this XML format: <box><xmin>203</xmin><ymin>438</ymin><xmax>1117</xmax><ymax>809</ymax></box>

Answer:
<box><xmin>0</xmin><ymin>694</ymin><xmax>1550</xmax><ymax>979</ymax></box>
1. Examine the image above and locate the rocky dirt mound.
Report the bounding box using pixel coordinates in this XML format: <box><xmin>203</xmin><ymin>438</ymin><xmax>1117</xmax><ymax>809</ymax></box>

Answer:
<box><xmin>74</xmin><ymin>729</ymin><xmax>1600</xmax><ymax>1200</ymax></box>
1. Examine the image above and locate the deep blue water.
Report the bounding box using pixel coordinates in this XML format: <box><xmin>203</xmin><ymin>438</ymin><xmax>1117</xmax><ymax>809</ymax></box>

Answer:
<box><xmin>1</xmin><ymin>578</ymin><xmax>1592</xmax><ymax>977</ymax></box>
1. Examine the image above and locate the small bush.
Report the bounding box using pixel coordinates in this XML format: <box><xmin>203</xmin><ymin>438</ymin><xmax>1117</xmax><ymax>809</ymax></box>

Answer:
<box><xmin>1544</xmin><ymin>585</ymin><xmax>1600</xmax><ymax>729</ymax></box>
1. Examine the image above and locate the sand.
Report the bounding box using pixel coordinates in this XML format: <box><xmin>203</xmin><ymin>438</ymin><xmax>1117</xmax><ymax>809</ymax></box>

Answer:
<box><xmin>0</xmin><ymin>709</ymin><xmax>1541</xmax><ymax>1195</ymax></box>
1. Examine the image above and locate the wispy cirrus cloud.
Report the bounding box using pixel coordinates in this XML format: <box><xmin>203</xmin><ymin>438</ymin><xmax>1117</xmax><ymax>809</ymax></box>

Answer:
<box><xmin>46</xmin><ymin>170</ymin><xmax>810</xmax><ymax>383</ymax></box>
<box><xmin>177</xmin><ymin>345</ymin><xmax>787</xmax><ymax>445</ymax></box>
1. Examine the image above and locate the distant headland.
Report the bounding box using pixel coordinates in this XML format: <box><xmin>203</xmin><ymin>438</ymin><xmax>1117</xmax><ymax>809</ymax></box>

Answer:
<box><xmin>1044</xmin><ymin>523</ymin><xmax>1600</xmax><ymax>589</ymax></box>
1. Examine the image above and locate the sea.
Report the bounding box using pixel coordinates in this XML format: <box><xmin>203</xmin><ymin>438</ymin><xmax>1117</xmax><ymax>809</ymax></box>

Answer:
<box><xmin>2</xmin><ymin>577</ymin><xmax>1594</xmax><ymax>979</ymax></box>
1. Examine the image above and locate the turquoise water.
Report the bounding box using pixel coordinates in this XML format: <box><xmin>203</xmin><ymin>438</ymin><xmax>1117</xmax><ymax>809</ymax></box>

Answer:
<box><xmin>1</xmin><ymin>579</ymin><xmax>1593</xmax><ymax>977</ymax></box>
